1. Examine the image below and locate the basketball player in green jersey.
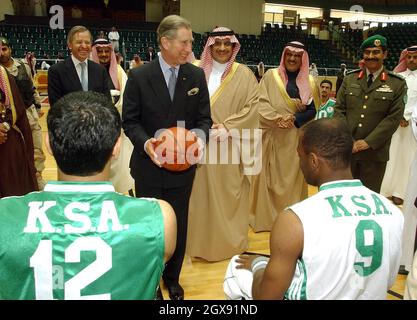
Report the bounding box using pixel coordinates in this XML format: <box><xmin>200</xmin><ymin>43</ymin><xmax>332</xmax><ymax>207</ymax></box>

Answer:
<box><xmin>315</xmin><ymin>79</ymin><xmax>335</xmax><ymax>120</ymax></box>
<box><xmin>0</xmin><ymin>91</ymin><xmax>177</xmax><ymax>300</ymax></box>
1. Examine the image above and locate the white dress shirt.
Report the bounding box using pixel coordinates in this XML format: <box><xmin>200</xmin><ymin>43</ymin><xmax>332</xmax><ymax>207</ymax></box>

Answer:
<box><xmin>158</xmin><ymin>54</ymin><xmax>179</xmax><ymax>87</ymax></box>
<box><xmin>71</xmin><ymin>55</ymin><xmax>88</xmax><ymax>85</ymax></box>
<box><xmin>208</xmin><ymin>60</ymin><xmax>227</xmax><ymax>97</ymax></box>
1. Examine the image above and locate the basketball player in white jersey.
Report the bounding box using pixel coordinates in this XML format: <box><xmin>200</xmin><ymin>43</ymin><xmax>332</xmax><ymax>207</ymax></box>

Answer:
<box><xmin>224</xmin><ymin>118</ymin><xmax>404</xmax><ymax>300</ymax></box>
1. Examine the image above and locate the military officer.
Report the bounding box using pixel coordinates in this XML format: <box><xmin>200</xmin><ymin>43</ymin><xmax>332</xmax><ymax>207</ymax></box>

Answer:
<box><xmin>334</xmin><ymin>34</ymin><xmax>407</xmax><ymax>192</ymax></box>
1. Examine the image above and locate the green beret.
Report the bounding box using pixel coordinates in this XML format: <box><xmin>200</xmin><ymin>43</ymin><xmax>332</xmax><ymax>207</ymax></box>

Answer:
<box><xmin>0</xmin><ymin>37</ymin><xmax>10</xmax><ymax>47</ymax></box>
<box><xmin>360</xmin><ymin>35</ymin><xmax>387</xmax><ymax>50</ymax></box>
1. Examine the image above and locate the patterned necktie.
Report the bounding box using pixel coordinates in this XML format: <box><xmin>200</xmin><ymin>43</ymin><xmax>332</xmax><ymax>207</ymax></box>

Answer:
<box><xmin>80</xmin><ymin>61</ymin><xmax>88</xmax><ymax>91</ymax></box>
<box><xmin>168</xmin><ymin>67</ymin><xmax>176</xmax><ymax>101</ymax></box>
<box><xmin>367</xmin><ymin>73</ymin><xmax>373</xmax><ymax>87</ymax></box>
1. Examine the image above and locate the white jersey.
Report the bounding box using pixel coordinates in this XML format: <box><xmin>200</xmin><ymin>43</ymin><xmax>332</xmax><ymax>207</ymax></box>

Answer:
<box><xmin>287</xmin><ymin>179</ymin><xmax>403</xmax><ymax>300</ymax></box>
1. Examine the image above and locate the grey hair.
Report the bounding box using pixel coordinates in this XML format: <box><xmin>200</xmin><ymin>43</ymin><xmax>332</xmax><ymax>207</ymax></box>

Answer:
<box><xmin>67</xmin><ymin>25</ymin><xmax>92</xmax><ymax>45</ymax></box>
<box><xmin>157</xmin><ymin>15</ymin><xmax>192</xmax><ymax>46</ymax></box>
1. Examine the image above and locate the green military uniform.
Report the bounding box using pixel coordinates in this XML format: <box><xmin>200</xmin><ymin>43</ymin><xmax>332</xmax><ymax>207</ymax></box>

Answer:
<box><xmin>334</xmin><ymin>35</ymin><xmax>406</xmax><ymax>192</ymax></box>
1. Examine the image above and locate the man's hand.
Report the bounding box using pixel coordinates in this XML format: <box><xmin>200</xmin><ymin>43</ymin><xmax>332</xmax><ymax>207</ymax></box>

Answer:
<box><xmin>400</xmin><ymin>119</ymin><xmax>409</xmax><ymax>127</ymax></box>
<box><xmin>235</xmin><ymin>254</ymin><xmax>260</xmax><ymax>271</ymax></box>
<box><xmin>145</xmin><ymin>138</ymin><xmax>162</xmax><ymax>167</ymax></box>
<box><xmin>210</xmin><ymin>123</ymin><xmax>229</xmax><ymax>142</ymax></box>
<box><xmin>0</xmin><ymin>123</ymin><xmax>8</xmax><ymax>144</ymax></box>
<box><xmin>278</xmin><ymin>114</ymin><xmax>296</xmax><ymax>129</ymax></box>
<box><xmin>293</xmin><ymin>98</ymin><xmax>306</xmax><ymax>112</ymax></box>
<box><xmin>187</xmin><ymin>131</ymin><xmax>205</xmax><ymax>165</ymax></box>
<box><xmin>352</xmin><ymin>139</ymin><xmax>370</xmax><ymax>153</ymax></box>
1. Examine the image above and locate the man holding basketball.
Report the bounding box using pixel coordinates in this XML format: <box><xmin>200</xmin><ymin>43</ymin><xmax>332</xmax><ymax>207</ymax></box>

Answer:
<box><xmin>0</xmin><ymin>91</ymin><xmax>177</xmax><ymax>299</ymax></box>
<box><xmin>123</xmin><ymin>15</ymin><xmax>212</xmax><ymax>300</ymax></box>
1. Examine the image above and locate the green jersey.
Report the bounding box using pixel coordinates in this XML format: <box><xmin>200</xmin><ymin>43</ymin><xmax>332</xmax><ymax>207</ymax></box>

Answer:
<box><xmin>0</xmin><ymin>181</ymin><xmax>165</xmax><ymax>300</ymax></box>
<box><xmin>315</xmin><ymin>98</ymin><xmax>335</xmax><ymax>120</ymax></box>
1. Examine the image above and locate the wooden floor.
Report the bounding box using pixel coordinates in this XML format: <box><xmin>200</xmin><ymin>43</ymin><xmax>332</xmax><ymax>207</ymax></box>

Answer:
<box><xmin>39</xmin><ymin>104</ymin><xmax>406</xmax><ymax>300</ymax></box>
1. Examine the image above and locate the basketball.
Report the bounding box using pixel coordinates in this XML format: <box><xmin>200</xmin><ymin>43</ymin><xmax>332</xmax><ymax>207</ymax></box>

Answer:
<box><xmin>153</xmin><ymin>127</ymin><xmax>200</xmax><ymax>171</ymax></box>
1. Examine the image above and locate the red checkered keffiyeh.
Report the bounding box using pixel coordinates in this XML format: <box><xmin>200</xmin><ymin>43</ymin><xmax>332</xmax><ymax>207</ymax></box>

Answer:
<box><xmin>91</xmin><ymin>38</ymin><xmax>120</xmax><ymax>90</ymax></box>
<box><xmin>199</xmin><ymin>27</ymin><xmax>241</xmax><ymax>82</ymax></box>
<box><xmin>278</xmin><ymin>41</ymin><xmax>312</xmax><ymax>105</ymax></box>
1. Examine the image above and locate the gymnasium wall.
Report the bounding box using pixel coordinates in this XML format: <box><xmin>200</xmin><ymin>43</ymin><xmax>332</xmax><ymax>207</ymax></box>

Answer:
<box><xmin>0</xmin><ymin>0</ymin><xmax>14</xmax><ymax>21</ymax></box>
<box><xmin>181</xmin><ymin>0</ymin><xmax>264</xmax><ymax>35</ymax></box>
<box><xmin>146</xmin><ymin>0</ymin><xmax>164</xmax><ymax>23</ymax></box>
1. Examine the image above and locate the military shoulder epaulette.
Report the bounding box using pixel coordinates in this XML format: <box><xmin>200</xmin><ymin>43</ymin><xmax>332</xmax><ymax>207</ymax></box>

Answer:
<box><xmin>386</xmin><ymin>70</ymin><xmax>406</xmax><ymax>80</ymax></box>
<box><xmin>346</xmin><ymin>68</ymin><xmax>361</xmax><ymax>75</ymax></box>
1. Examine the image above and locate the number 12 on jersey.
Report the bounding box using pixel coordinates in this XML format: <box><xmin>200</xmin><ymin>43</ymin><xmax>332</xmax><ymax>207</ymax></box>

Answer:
<box><xmin>30</xmin><ymin>237</ymin><xmax>112</xmax><ymax>300</ymax></box>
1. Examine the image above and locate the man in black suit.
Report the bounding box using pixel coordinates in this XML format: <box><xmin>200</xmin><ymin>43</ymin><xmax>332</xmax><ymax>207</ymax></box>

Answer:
<box><xmin>145</xmin><ymin>46</ymin><xmax>156</xmax><ymax>62</ymax></box>
<box><xmin>123</xmin><ymin>15</ymin><xmax>212</xmax><ymax>300</ymax></box>
<box><xmin>48</xmin><ymin>25</ymin><xmax>111</xmax><ymax>107</ymax></box>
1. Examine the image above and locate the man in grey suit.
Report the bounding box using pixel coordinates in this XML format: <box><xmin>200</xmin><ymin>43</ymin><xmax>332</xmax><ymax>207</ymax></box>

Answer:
<box><xmin>48</xmin><ymin>25</ymin><xmax>111</xmax><ymax>107</ymax></box>
<box><xmin>123</xmin><ymin>15</ymin><xmax>212</xmax><ymax>300</ymax></box>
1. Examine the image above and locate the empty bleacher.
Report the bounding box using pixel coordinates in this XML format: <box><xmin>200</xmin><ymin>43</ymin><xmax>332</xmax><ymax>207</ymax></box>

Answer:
<box><xmin>336</xmin><ymin>22</ymin><xmax>417</xmax><ymax>71</ymax></box>
<box><xmin>0</xmin><ymin>20</ymin><xmax>371</xmax><ymax>77</ymax></box>
<box><xmin>0</xmin><ymin>21</ymin><xmax>350</xmax><ymax>71</ymax></box>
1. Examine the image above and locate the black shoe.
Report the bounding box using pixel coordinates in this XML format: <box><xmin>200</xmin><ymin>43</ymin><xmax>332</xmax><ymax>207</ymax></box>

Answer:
<box><xmin>166</xmin><ymin>283</ymin><xmax>184</xmax><ymax>300</ymax></box>
<box><xmin>155</xmin><ymin>287</ymin><xmax>164</xmax><ymax>300</ymax></box>
<box><xmin>398</xmin><ymin>265</ymin><xmax>409</xmax><ymax>276</ymax></box>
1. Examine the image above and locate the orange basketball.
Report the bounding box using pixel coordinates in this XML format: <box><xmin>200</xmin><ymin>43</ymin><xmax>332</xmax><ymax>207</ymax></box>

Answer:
<box><xmin>153</xmin><ymin>127</ymin><xmax>200</xmax><ymax>171</ymax></box>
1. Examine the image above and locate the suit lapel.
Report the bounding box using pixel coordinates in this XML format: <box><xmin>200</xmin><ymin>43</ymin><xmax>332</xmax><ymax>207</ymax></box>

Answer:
<box><xmin>65</xmin><ymin>57</ymin><xmax>82</xmax><ymax>91</ymax></box>
<box><xmin>358</xmin><ymin>71</ymin><xmax>368</xmax><ymax>93</ymax></box>
<box><xmin>149</xmin><ymin>59</ymin><xmax>171</xmax><ymax>113</ymax></box>
<box><xmin>87</xmin><ymin>61</ymin><xmax>94</xmax><ymax>90</ymax></box>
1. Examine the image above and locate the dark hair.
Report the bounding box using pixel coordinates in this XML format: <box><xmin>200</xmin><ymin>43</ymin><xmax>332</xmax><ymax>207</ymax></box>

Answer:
<box><xmin>47</xmin><ymin>91</ymin><xmax>121</xmax><ymax>176</ymax></box>
<box><xmin>320</xmin><ymin>79</ymin><xmax>333</xmax><ymax>89</ymax></box>
<box><xmin>300</xmin><ymin>118</ymin><xmax>353</xmax><ymax>170</ymax></box>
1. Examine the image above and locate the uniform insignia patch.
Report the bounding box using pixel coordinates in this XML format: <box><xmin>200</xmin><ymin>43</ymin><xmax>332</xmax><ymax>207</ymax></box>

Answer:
<box><xmin>376</xmin><ymin>84</ymin><xmax>393</xmax><ymax>93</ymax></box>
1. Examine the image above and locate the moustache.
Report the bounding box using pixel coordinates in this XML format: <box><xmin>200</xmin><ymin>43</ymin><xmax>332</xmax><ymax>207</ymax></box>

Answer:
<box><xmin>364</xmin><ymin>58</ymin><xmax>379</xmax><ymax>62</ymax></box>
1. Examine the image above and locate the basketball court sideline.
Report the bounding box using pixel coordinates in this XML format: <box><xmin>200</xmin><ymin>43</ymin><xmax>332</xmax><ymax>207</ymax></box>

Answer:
<box><xmin>39</xmin><ymin>103</ymin><xmax>407</xmax><ymax>300</ymax></box>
